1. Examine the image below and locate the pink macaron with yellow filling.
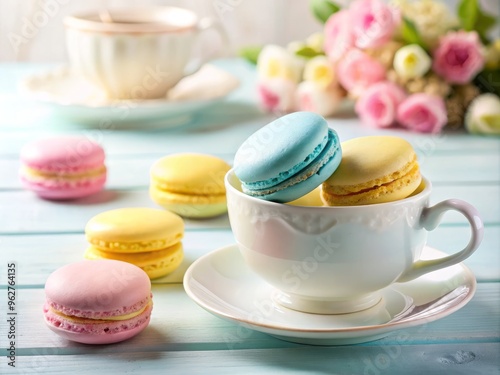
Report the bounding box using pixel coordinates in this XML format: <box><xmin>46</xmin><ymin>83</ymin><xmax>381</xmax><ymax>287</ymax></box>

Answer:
<box><xmin>20</xmin><ymin>136</ymin><xmax>106</xmax><ymax>199</ymax></box>
<box><xmin>43</xmin><ymin>260</ymin><xmax>153</xmax><ymax>344</ymax></box>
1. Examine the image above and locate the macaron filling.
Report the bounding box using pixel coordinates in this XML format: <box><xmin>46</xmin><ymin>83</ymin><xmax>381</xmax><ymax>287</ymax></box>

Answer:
<box><xmin>46</xmin><ymin>298</ymin><xmax>153</xmax><ymax>323</ymax></box>
<box><xmin>87</xmin><ymin>236</ymin><xmax>183</xmax><ymax>253</ymax></box>
<box><xmin>20</xmin><ymin>165</ymin><xmax>107</xmax><ymax>188</ymax></box>
<box><xmin>322</xmin><ymin>162</ymin><xmax>421</xmax><ymax>205</ymax></box>
<box><xmin>43</xmin><ymin>300</ymin><xmax>153</xmax><ymax>335</ymax></box>
<box><xmin>241</xmin><ymin>129</ymin><xmax>339</xmax><ymax>196</ymax></box>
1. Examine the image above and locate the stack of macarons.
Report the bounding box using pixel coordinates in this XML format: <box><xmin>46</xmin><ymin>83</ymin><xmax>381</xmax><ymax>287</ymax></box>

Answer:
<box><xmin>233</xmin><ymin>112</ymin><xmax>422</xmax><ymax>206</ymax></box>
<box><xmin>150</xmin><ymin>153</ymin><xmax>231</xmax><ymax>218</ymax></box>
<box><xmin>19</xmin><ymin>136</ymin><xmax>107</xmax><ymax>200</ymax></box>
<box><xmin>84</xmin><ymin>207</ymin><xmax>185</xmax><ymax>279</ymax></box>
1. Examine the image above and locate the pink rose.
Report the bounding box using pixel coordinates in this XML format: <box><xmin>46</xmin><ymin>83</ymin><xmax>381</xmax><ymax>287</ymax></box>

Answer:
<box><xmin>350</xmin><ymin>0</ymin><xmax>401</xmax><ymax>49</ymax></box>
<box><xmin>257</xmin><ymin>79</ymin><xmax>297</xmax><ymax>113</ymax></box>
<box><xmin>324</xmin><ymin>10</ymin><xmax>355</xmax><ymax>63</ymax></box>
<box><xmin>355</xmin><ymin>81</ymin><xmax>407</xmax><ymax>128</ymax></box>
<box><xmin>337</xmin><ymin>49</ymin><xmax>386</xmax><ymax>97</ymax></box>
<box><xmin>397</xmin><ymin>93</ymin><xmax>447</xmax><ymax>133</ymax></box>
<box><xmin>433</xmin><ymin>31</ymin><xmax>485</xmax><ymax>84</ymax></box>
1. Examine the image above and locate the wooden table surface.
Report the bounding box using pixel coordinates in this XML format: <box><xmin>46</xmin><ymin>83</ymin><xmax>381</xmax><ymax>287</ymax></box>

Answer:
<box><xmin>0</xmin><ymin>60</ymin><xmax>499</xmax><ymax>375</ymax></box>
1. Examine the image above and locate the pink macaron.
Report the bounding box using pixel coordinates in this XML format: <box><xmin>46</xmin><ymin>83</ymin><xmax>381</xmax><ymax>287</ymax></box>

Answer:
<box><xmin>19</xmin><ymin>136</ymin><xmax>106</xmax><ymax>199</ymax></box>
<box><xmin>43</xmin><ymin>260</ymin><xmax>153</xmax><ymax>344</ymax></box>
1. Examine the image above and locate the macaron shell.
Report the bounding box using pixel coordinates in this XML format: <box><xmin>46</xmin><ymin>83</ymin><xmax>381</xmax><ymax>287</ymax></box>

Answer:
<box><xmin>20</xmin><ymin>136</ymin><xmax>105</xmax><ymax>172</ymax></box>
<box><xmin>256</xmin><ymin>149</ymin><xmax>341</xmax><ymax>203</ymax></box>
<box><xmin>321</xmin><ymin>164</ymin><xmax>421</xmax><ymax>205</ymax></box>
<box><xmin>84</xmin><ymin>243</ymin><xmax>184</xmax><ymax>279</ymax></box>
<box><xmin>322</xmin><ymin>136</ymin><xmax>421</xmax><ymax>205</ymax></box>
<box><xmin>150</xmin><ymin>153</ymin><xmax>230</xmax><ymax>195</ymax></box>
<box><xmin>325</xmin><ymin>136</ymin><xmax>417</xmax><ymax>187</ymax></box>
<box><xmin>20</xmin><ymin>173</ymin><xmax>106</xmax><ymax>200</ymax></box>
<box><xmin>43</xmin><ymin>302</ymin><xmax>152</xmax><ymax>345</ymax></box>
<box><xmin>85</xmin><ymin>208</ymin><xmax>184</xmax><ymax>253</ymax></box>
<box><xmin>44</xmin><ymin>260</ymin><xmax>151</xmax><ymax>317</ymax></box>
<box><xmin>150</xmin><ymin>187</ymin><xmax>228</xmax><ymax>218</ymax></box>
<box><xmin>234</xmin><ymin>112</ymin><xmax>328</xmax><ymax>184</ymax></box>
<box><xmin>19</xmin><ymin>136</ymin><xmax>107</xmax><ymax>199</ymax></box>
<box><xmin>240</xmin><ymin>127</ymin><xmax>342</xmax><ymax>203</ymax></box>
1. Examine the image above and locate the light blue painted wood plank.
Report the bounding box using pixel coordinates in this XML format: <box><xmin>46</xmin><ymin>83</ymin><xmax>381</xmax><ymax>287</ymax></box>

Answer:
<box><xmin>1</xmin><ymin>116</ymin><xmax>499</xmax><ymax>157</ymax></box>
<box><xmin>0</xmin><ymin>190</ymin><xmax>230</xmax><ymax>234</ymax></box>
<box><xmin>1</xmin><ymin>226</ymin><xmax>495</xmax><ymax>288</ymax></box>
<box><xmin>0</xmin><ymin>184</ymin><xmax>497</xmax><ymax>235</ymax></box>
<box><xmin>2</xmin><ymin>151</ymin><xmax>499</xmax><ymax>190</ymax></box>
<box><xmin>0</xmin><ymin>231</ymin><xmax>235</xmax><ymax>287</ymax></box>
<box><xmin>0</xmin><ymin>155</ymin><xmax>234</xmax><ymax>190</ymax></box>
<box><xmin>429</xmin><ymin>185</ymin><xmax>500</xmax><ymax>225</ymax></box>
<box><xmin>0</xmin><ymin>226</ymin><xmax>496</xmax><ymax>288</ymax></box>
<box><xmin>1</xmin><ymin>284</ymin><xmax>498</xmax><ymax>354</ymax></box>
<box><xmin>427</xmin><ymin>226</ymin><xmax>500</xmax><ymax>282</ymax></box>
<box><xmin>4</xmin><ymin>342</ymin><xmax>499</xmax><ymax>375</ymax></box>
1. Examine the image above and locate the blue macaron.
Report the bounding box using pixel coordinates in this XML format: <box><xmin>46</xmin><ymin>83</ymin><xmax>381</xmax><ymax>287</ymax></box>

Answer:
<box><xmin>233</xmin><ymin>112</ymin><xmax>342</xmax><ymax>202</ymax></box>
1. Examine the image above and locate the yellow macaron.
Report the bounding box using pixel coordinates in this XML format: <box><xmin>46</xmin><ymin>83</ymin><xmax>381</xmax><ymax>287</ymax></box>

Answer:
<box><xmin>150</xmin><ymin>153</ymin><xmax>231</xmax><ymax>218</ymax></box>
<box><xmin>84</xmin><ymin>207</ymin><xmax>184</xmax><ymax>279</ymax></box>
<box><xmin>321</xmin><ymin>136</ymin><xmax>422</xmax><ymax>206</ymax></box>
<box><xmin>287</xmin><ymin>186</ymin><xmax>325</xmax><ymax>207</ymax></box>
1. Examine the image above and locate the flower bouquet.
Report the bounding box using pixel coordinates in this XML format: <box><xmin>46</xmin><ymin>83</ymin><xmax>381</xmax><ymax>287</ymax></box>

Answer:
<box><xmin>245</xmin><ymin>0</ymin><xmax>500</xmax><ymax>135</ymax></box>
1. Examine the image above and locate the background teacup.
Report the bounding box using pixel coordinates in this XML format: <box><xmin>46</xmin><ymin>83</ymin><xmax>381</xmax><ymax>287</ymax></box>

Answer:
<box><xmin>64</xmin><ymin>7</ymin><xmax>225</xmax><ymax>100</ymax></box>
<box><xmin>225</xmin><ymin>170</ymin><xmax>484</xmax><ymax>314</ymax></box>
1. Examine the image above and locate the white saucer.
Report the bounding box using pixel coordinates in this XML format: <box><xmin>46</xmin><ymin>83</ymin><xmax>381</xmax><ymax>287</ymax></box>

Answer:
<box><xmin>184</xmin><ymin>244</ymin><xmax>476</xmax><ymax>345</ymax></box>
<box><xmin>20</xmin><ymin>64</ymin><xmax>240</xmax><ymax>128</ymax></box>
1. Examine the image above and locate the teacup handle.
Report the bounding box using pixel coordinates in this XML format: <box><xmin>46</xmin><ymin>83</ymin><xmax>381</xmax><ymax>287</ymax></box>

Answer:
<box><xmin>397</xmin><ymin>199</ymin><xmax>484</xmax><ymax>283</ymax></box>
<box><xmin>184</xmin><ymin>17</ymin><xmax>228</xmax><ymax>77</ymax></box>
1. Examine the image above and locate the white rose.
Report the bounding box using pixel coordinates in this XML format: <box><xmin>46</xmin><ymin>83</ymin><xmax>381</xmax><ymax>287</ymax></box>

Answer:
<box><xmin>303</xmin><ymin>56</ymin><xmax>336</xmax><ymax>89</ymax></box>
<box><xmin>393</xmin><ymin>44</ymin><xmax>431</xmax><ymax>80</ymax></box>
<box><xmin>465</xmin><ymin>93</ymin><xmax>500</xmax><ymax>135</ymax></box>
<box><xmin>257</xmin><ymin>45</ymin><xmax>304</xmax><ymax>83</ymax></box>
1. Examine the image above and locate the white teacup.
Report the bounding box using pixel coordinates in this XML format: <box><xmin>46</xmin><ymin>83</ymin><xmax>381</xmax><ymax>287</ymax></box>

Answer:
<box><xmin>225</xmin><ymin>170</ymin><xmax>484</xmax><ymax>314</ymax></box>
<box><xmin>64</xmin><ymin>7</ymin><xmax>224</xmax><ymax>100</ymax></box>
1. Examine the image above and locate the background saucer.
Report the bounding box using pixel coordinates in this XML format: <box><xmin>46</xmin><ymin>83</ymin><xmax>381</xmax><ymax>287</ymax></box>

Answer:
<box><xmin>184</xmin><ymin>244</ymin><xmax>476</xmax><ymax>345</ymax></box>
<box><xmin>20</xmin><ymin>64</ymin><xmax>240</xmax><ymax>129</ymax></box>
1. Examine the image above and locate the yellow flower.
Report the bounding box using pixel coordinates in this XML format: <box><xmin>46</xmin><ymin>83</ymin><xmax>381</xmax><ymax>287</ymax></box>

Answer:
<box><xmin>257</xmin><ymin>45</ymin><xmax>304</xmax><ymax>83</ymax></box>
<box><xmin>303</xmin><ymin>56</ymin><xmax>336</xmax><ymax>89</ymax></box>
<box><xmin>393</xmin><ymin>44</ymin><xmax>431</xmax><ymax>80</ymax></box>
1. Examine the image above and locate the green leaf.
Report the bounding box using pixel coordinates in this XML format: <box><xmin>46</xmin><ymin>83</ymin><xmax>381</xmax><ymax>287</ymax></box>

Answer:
<box><xmin>475</xmin><ymin>10</ymin><xmax>497</xmax><ymax>44</ymax></box>
<box><xmin>294</xmin><ymin>46</ymin><xmax>324</xmax><ymax>59</ymax></box>
<box><xmin>401</xmin><ymin>17</ymin><xmax>426</xmax><ymax>49</ymax></box>
<box><xmin>239</xmin><ymin>46</ymin><xmax>262</xmax><ymax>65</ymax></box>
<box><xmin>458</xmin><ymin>0</ymin><xmax>479</xmax><ymax>31</ymax></box>
<box><xmin>474</xmin><ymin>70</ymin><xmax>500</xmax><ymax>97</ymax></box>
<box><xmin>310</xmin><ymin>0</ymin><xmax>340</xmax><ymax>24</ymax></box>
<box><xmin>457</xmin><ymin>0</ymin><xmax>498</xmax><ymax>44</ymax></box>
